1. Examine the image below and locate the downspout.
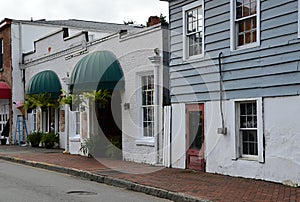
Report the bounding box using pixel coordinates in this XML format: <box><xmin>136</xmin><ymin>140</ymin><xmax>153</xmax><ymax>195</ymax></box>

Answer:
<box><xmin>218</xmin><ymin>52</ymin><xmax>227</xmax><ymax>135</ymax></box>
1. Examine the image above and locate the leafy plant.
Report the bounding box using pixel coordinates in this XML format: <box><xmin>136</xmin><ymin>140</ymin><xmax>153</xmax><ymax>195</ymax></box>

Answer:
<box><xmin>59</xmin><ymin>94</ymin><xmax>72</xmax><ymax>105</ymax></box>
<box><xmin>159</xmin><ymin>13</ymin><xmax>169</xmax><ymax>26</ymax></box>
<box><xmin>82</xmin><ymin>90</ymin><xmax>111</xmax><ymax>105</ymax></box>
<box><xmin>80</xmin><ymin>134</ymin><xmax>122</xmax><ymax>159</ymax></box>
<box><xmin>41</xmin><ymin>132</ymin><xmax>59</xmax><ymax>149</ymax></box>
<box><xmin>27</xmin><ymin>131</ymin><xmax>43</xmax><ymax>147</ymax></box>
<box><xmin>25</xmin><ymin>94</ymin><xmax>60</xmax><ymax>111</ymax></box>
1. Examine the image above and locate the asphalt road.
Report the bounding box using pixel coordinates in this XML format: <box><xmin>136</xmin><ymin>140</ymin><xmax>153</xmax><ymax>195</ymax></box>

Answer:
<box><xmin>0</xmin><ymin>160</ymin><xmax>170</xmax><ymax>202</ymax></box>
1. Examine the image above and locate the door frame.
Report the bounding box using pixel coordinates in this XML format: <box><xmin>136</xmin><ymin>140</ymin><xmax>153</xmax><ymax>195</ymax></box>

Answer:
<box><xmin>186</xmin><ymin>103</ymin><xmax>205</xmax><ymax>171</ymax></box>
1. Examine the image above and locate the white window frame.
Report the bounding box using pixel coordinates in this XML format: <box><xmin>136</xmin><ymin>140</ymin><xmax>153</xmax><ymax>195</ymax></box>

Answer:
<box><xmin>298</xmin><ymin>0</ymin><xmax>300</xmax><ymax>38</ymax></box>
<box><xmin>182</xmin><ymin>0</ymin><xmax>204</xmax><ymax>61</ymax></box>
<box><xmin>135</xmin><ymin>71</ymin><xmax>155</xmax><ymax>146</ymax></box>
<box><xmin>230</xmin><ymin>0</ymin><xmax>261</xmax><ymax>51</ymax></box>
<box><xmin>231</xmin><ymin>98</ymin><xmax>264</xmax><ymax>163</ymax></box>
<box><xmin>141</xmin><ymin>74</ymin><xmax>155</xmax><ymax>137</ymax></box>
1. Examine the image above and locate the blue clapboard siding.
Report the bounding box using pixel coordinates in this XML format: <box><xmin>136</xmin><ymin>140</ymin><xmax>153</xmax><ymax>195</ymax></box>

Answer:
<box><xmin>169</xmin><ymin>0</ymin><xmax>300</xmax><ymax>103</ymax></box>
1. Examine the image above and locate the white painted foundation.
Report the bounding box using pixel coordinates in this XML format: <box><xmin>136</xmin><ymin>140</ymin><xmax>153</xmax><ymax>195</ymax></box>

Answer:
<box><xmin>205</xmin><ymin>95</ymin><xmax>300</xmax><ymax>185</ymax></box>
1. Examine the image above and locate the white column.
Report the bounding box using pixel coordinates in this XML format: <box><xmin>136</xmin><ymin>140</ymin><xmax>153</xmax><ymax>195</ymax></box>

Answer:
<box><xmin>149</xmin><ymin>50</ymin><xmax>162</xmax><ymax>164</ymax></box>
<box><xmin>62</xmin><ymin>75</ymin><xmax>71</xmax><ymax>153</ymax></box>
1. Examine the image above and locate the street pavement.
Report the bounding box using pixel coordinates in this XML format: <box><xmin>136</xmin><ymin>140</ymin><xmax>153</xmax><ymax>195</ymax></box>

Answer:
<box><xmin>0</xmin><ymin>160</ymin><xmax>170</xmax><ymax>202</ymax></box>
<box><xmin>0</xmin><ymin>145</ymin><xmax>299</xmax><ymax>202</ymax></box>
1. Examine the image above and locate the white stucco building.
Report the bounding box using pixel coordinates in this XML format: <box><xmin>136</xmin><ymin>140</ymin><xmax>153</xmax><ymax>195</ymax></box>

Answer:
<box><xmin>0</xmin><ymin>18</ymin><xmax>135</xmax><ymax>144</ymax></box>
<box><xmin>23</xmin><ymin>22</ymin><xmax>169</xmax><ymax>165</ymax></box>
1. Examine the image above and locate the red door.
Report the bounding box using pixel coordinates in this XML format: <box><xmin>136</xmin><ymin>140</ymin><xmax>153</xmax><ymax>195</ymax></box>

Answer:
<box><xmin>186</xmin><ymin>104</ymin><xmax>205</xmax><ymax>171</ymax></box>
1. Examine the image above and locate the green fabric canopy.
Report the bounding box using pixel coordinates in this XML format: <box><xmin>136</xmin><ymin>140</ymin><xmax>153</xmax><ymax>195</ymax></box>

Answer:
<box><xmin>26</xmin><ymin>70</ymin><xmax>62</xmax><ymax>98</ymax></box>
<box><xmin>70</xmin><ymin>51</ymin><xmax>124</xmax><ymax>93</ymax></box>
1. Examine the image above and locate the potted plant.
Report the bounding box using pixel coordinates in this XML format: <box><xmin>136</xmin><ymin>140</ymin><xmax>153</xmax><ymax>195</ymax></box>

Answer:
<box><xmin>41</xmin><ymin>132</ymin><xmax>59</xmax><ymax>149</ymax></box>
<box><xmin>27</xmin><ymin>131</ymin><xmax>43</xmax><ymax>147</ymax></box>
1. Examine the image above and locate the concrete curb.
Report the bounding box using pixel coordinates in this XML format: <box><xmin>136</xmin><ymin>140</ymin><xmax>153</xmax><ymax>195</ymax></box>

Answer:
<box><xmin>0</xmin><ymin>156</ymin><xmax>211</xmax><ymax>202</ymax></box>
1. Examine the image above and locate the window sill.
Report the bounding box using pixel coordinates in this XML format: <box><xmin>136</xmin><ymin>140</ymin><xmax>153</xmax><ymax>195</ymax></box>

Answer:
<box><xmin>135</xmin><ymin>137</ymin><xmax>155</xmax><ymax>147</ymax></box>
<box><xmin>183</xmin><ymin>54</ymin><xmax>204</xmax><ymax>63</ymax></box>
<box><xmin>231</xmin><ymin>43</ymin><xmax>260</xmax><ymax>52</ymax></box>
<box><xmin>239</xmin><ymin>156</ymin><xmax>258</xmax><ymax>162</ymax></box>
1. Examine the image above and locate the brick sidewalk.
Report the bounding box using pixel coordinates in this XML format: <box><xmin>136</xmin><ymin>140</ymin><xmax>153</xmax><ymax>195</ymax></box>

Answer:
<box><xmin>0</xmin><ymin>145</ymin><xmax>299</xmax><ymax>202</ymax></box>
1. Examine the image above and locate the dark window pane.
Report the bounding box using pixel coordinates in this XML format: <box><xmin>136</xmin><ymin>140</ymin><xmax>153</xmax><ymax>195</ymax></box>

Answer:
<box><xmin>252</xmin><ymin>31</ymin><xmax>257</xmax><ymax>42</ymax></box>
<box><xmin>243</xmin><ymin>132</ymin><xmax>249</xmax><ymax>141</ymax></box>
<box><xmin>243</xmin><ymin>140</ymin><xmax>249</xmax><ymax>154</ymax></box>
<box><xmin>252</xmin><ymin>102</ymin><xmax>257</xmax><ymax>114</ymax></box>
<box><xmin>246</xmin><ymin>103</ymin><xmax>253</xmax><ymax>115</ymax></box>
<box><xmin>240</xmin><ymin>116</ymin><xmax>247</xmax><ymax>128</ymax></box>
<box><xmin>245</xmin><ymin>18</ymin><xmax>252</xmax><ymax>31</ymax></box>
<box><xmin>253</xmin><ymin>115</ymin><xmax>257</xmax><ymax>128</ymax></box>
<box><xmin>252</xmin><ymin>18</ymin><xmax>257</xmax><ymax>29</ymax></box>
<box><xmin>243</xmin><ymin>3</ymin><xmax>251</xmax><ymax>17</ymax></box>
<box><xmin>250</xmin><ymin>1</ymin><xmax>257</xmax><ymax>15</ymax></box>
<box><xmin>188</xmin><ymin>22</ymin><xmax>193</xmax><ymax>33</ymax></box>
<box><xmin>242</xmin><ymin>130</ymin><xmax>258</xmax><ymax>156</ymax></box>
<box><xmin>189</xmin><ymin>111</ymin><xmax>202</xmax><ymax>150</ymax></box>
<box><xmin>236</xmin><ymin>6</ymin><xmax>242</xmax><ymax>19</ymax></box>
<box><xmin>238</xmin><ymin>35</ymin><xmax>244</xmax><ymax>46</ymax></box>
<box><xmin>245</xmin><ymin>32</ymin><xmax>251</xmax><ymax>44</ymax></box>
<box><xmin>239</xmin><ymin>21</ymin><xmax>245</xmax><ymax>32</ymax></box>
<box><xmin>240</xmin><ymin>103</ymin><xmax>246</xmax><ymax>115</ymax></box>
<box><xmin>247</xmin><ymin>116</ymin><xmax>253</xmax><ymax>128</ymax></box>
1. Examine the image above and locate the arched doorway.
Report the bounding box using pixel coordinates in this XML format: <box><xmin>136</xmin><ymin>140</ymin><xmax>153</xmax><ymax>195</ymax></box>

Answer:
<box><xmin>70</xmin><ymin>51</ymin><xmax>124</xmax><ymax>158</ymax></box>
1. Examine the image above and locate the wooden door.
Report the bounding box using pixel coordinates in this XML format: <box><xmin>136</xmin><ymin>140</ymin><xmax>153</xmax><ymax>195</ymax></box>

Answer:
<box><xmin>186</xmin><ymin>104</ymin><xmax>205</xmax><ymax>171</ymax></box>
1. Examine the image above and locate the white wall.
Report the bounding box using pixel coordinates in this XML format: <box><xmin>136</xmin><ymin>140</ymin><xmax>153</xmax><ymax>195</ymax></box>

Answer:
<box><xmin>171</xmin><ymin>103</ymin><xmax>186</xmax><ymax>169</ymax></box>
<box><xmin>205</xmin><ymin>96</ymin><xmax>300</xmax><ymax>185</ymax></box>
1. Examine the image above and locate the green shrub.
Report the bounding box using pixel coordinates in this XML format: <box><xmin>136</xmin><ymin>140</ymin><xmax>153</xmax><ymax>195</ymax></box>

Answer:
<box><xmin>41</xmin><ymin>132</ymin><xmax>59</xmax><ymax>149</ymax></box>
<box><xmin>80</xmin><ymin>134</ymin><xmax>122</xmax><ymax>159</ymax></box>
<box><xmin>27</xmin><ymin>131</ymin><xmax>43</xmax><ymax>147</ymax></box>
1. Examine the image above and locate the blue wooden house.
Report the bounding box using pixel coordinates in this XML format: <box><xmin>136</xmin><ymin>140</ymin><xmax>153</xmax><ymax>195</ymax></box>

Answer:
<box><xmin>162</xmin><ymin>0</ymin><xmax>300</xmax><ymax>186</ymax></box>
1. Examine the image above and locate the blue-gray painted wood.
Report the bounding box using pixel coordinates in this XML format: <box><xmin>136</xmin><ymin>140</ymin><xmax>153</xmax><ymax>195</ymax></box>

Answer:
<box><xmin>168</xmin><ymin>0</ymin><xmax>300</xmax><ymax>103</ymax></box>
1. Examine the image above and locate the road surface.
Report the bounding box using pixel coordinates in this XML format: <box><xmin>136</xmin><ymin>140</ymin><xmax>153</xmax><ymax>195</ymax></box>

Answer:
<box><xmin>0</xmin><ymin>160</ymin><xmax>170</xmax><ymax>202</ymax></box>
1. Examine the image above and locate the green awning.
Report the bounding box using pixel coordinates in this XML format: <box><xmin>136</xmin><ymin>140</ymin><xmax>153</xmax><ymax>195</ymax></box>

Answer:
<box><xmin>70</xmin><ymin>51</ymin><xmax>124</xmax><ymax>93</ymax></box>
<box><xmin>26</xmin><ymin>70</ymin><xmax>62</xmax><ymax>98</ymax></box>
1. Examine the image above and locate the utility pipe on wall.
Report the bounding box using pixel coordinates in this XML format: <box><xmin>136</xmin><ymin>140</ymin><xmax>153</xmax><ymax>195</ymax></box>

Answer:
<box><xmin>218</xmin><ymin>52</ymin><xmax>227</xmax><ymax>135</ymax></box>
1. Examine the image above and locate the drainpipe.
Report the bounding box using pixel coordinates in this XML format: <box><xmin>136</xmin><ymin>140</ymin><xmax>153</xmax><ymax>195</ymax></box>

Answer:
<box><xmin>218</xmin><ymin>52</ymin><xmax>227</xmax><ymax>135</ymax></box>
<box><xmin>149</xmin><ymin>49</ymin><xmax>161</xmax><ymax>165</ymax></box>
